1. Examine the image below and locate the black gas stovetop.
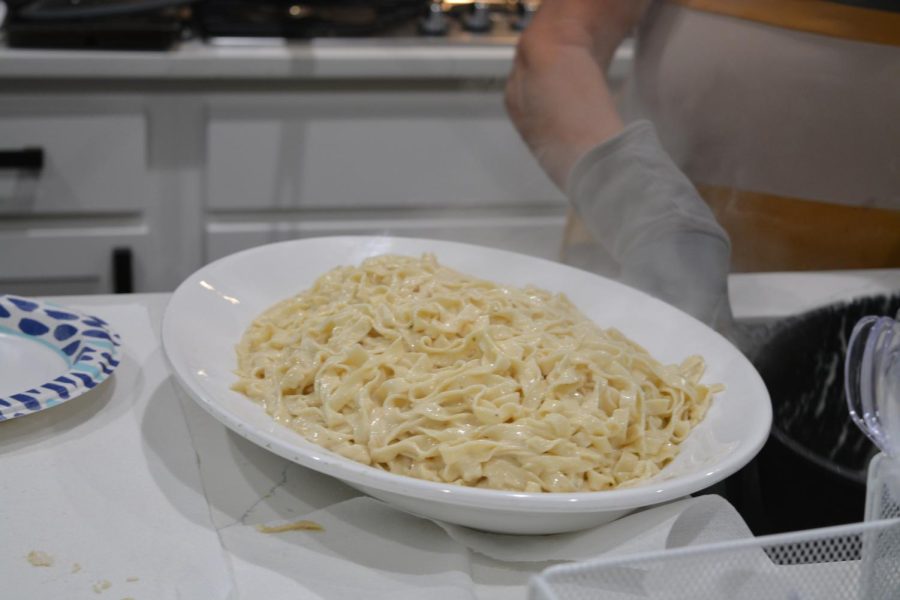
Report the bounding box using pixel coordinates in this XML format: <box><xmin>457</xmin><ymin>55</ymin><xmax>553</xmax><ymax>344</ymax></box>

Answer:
<box><xmin>2</xmin><ymin>0</ymin><xmax>439</xmax><ymax>50</ymax></box>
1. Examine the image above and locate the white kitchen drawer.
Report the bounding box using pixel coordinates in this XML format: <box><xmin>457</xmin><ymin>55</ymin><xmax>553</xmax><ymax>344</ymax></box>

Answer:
<box><xmin>206</xmin><ymin>213</ymin><xmax>567</xmax><ymax>265</ymax></box>
<box><xmin>0</xmin><ymin>225</ymin><xmax>149</xmax><ymax>296</ymax></box>
<box><xmin>0</xmin><ymin>98</ymin><xmax>153</xmax><ymax>215</ymax></box>
<box><xmin>205</xmin><ymin>91</ymin><xmax>565</xmax><ymax>211</ymax></box>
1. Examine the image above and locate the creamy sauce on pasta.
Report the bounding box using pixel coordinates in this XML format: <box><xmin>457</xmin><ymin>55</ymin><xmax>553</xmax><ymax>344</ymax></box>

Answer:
<box><xmin>233</xmin><ymin>254</ymin><xmax>716</xmax><ymax>492</ymax></box>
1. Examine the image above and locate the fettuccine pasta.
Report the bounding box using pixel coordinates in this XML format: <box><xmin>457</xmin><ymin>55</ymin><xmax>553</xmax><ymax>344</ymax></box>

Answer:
<box><xmin>233</xmin><ymin>254</ymin><xmax>716</xmax><ymax>492</ymax></box>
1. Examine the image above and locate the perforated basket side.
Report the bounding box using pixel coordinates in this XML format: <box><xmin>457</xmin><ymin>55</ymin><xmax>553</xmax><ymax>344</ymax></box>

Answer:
<box><xmin>530</xmin><ymin>519</ymin><xmax>900</xmax><ymax>600</ymax></box>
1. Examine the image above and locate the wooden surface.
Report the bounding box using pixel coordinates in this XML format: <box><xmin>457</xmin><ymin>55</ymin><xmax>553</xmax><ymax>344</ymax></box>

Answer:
<box><xmin>700</xmin><ymin>185</ymin><xmax>900</xmax><ymax>272</ymax></box>
<box><xmin>672</xmin><ymin>0</ymin><xmax>900</xmax><ymax>46</ymax></box>
<box><xmin>564</xmin><ymin>187</ymin><xmax>900</xmax><ymax>273</ymax></box>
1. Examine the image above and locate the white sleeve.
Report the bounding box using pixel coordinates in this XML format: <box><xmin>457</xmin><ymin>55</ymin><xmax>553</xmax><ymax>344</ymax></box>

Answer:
<box><xmin>565</xmin><ymin>120</ymin><xmax>732</xmax><ymax>326</ymax></box>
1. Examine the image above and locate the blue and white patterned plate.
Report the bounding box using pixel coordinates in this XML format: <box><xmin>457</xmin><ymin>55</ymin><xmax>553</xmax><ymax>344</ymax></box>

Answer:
<box><xmin>0</xmin><ymin>295</ymin><xmax>121</xmax><ymax>421</ymax></box>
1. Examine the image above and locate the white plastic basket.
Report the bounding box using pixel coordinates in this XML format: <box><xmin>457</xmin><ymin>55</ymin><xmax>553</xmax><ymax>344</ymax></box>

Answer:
<box><xmin>530</xmin><ymin>453</ymin><xmax>900</xmax><ymax>600</ymax></box>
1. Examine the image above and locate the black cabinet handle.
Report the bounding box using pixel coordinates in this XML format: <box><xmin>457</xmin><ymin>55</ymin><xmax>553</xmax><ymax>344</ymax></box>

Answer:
<box><xmin>0</xmin><ymin>147</ymin><xmax>44</xmax><ymax>172</ymax></box>
<box><xmin>112</xmin><ymin>247</ymin><xmax>134</xmax><ymax>294</ymax></box>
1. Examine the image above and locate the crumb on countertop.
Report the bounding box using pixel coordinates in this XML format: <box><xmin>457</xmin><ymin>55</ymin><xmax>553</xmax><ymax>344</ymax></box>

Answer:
<box><xmin>92</xmin><ymin>579</ymin><xmax>112</xmax><ymax>593</ymax></box>
<box><xmin>27</xmin><ymin>550</ymin><xmax>54</xmax><ymax>567</ymax></box>
<box><xmin>126</xmin><ymin>576</ymin><xmax>139</xmax><ymax>583</ymax></box>
<box><xmin>72</xmin><ymin>563</ymin><xmax>82</xmax><ymax>573</ymax></box>
<box><xmin>257</xmin><ymin>519</ymin><xmax>323</xmax><ymax>534</ymax></box>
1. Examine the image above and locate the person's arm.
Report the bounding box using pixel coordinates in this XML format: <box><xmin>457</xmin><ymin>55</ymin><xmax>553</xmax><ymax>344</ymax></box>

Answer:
<box><xmin>505</xmin><ymin>0</ymin><xmax>648</xmax><ymax>188</ymax></box>
<box><xmin>567</xmin><ymin>121</ymin><xmax>732</xmax><ymax>326</ymax></box>
<box><xmin>505</xmin><ymin>0</ymin><xmax>733</xmax><ymax>327</ymax></box>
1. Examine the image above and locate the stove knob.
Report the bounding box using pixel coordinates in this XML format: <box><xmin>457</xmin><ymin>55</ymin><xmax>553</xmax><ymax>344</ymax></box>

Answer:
<box><xmin>512</xmin><ymin>1</ymin><xmax>538</xmax><ymax>31</ymax></box>
<box><xmin>419</xmin><ymin>1</ymin><xmax>449</xmax><ymax>36</ymax></box>
<box><xmin>463</xmin><ymin>2</ymin><xmax>493</xmax><ymax>34</ymax></box>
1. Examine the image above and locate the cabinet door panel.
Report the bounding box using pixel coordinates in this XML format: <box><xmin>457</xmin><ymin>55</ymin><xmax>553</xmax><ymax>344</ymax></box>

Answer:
<box><xmin>0</xmin><ymin>228</ymin><xmax>148</xmax><ymax>296</ymax></box>
<box><xmin>206</xmin><ymin>92</ymin><xmax>564</xmax><ymax>211</ymax></box>
<box><xmin>0</xmin><ymin>100</ymin><xmax>152</xmax><ymax>215</ymax></box>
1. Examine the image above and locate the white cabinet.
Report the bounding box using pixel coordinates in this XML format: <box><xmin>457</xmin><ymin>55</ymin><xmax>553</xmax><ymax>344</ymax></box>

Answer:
<box><xmin>0</xmin><ymin>87</ymin><xmax>565</xmax><ymax>296</ymax></box>
<box><xmin>0</xmin><ymin>96</ymin><xmax>154</xmax><ymax>294</ymax></box>
<box><xmin>0</xmin><ymin>226</ymin><xmax>148</xmax><ymax>296</ymax></box>
<box><xmin>206</xmin><ymin>92</ymin><xmax>564</xmax><ymax>211</ymax></box>
<box><xmin>0</xmin><ymin>98</ymin><xmax>153</xmax><ymax>215</ymax></box>
<box><xmin>203</xmin><ymin>89</ymin><xmax>566</xmax><ymax>265</ymax></box>
<box><xmin>1</xmin><ymin>42</ymin><xmax>634</xmax><ymax>295</ymax></box>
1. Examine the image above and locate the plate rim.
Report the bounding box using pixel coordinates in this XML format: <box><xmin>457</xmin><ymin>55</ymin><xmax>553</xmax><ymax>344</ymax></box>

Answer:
<box><xmin>0</xmin><ymin>294</ymin><xmax>122</xmax><ymax>421</ymax></box>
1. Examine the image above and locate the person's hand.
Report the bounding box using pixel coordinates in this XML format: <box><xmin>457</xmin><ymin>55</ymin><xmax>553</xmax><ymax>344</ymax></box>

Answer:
<box><xmin>505</xmin><ymin>0</ymin><xmax>650</xmax><ymax>189</ymax></box>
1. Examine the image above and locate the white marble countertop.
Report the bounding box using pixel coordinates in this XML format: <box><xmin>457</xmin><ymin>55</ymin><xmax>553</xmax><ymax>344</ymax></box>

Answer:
<box><xmin>729</xmin><ymin>269</ymin><xmax>900</xmax><ymax>322</ymax></box>
<box><xmin>0</xmin><ymin>37</ymin><xmax>633</xmax><ymax>80</ymax></box>
<box><xmin>2</xmin><ymin>269</ymin><xmax>897</xmax><ymax>598</ymax></box>
<box><xmin>0</xmin><ymin>293</ymin><xmax>542</xmax><ymax>600</ymax></box>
